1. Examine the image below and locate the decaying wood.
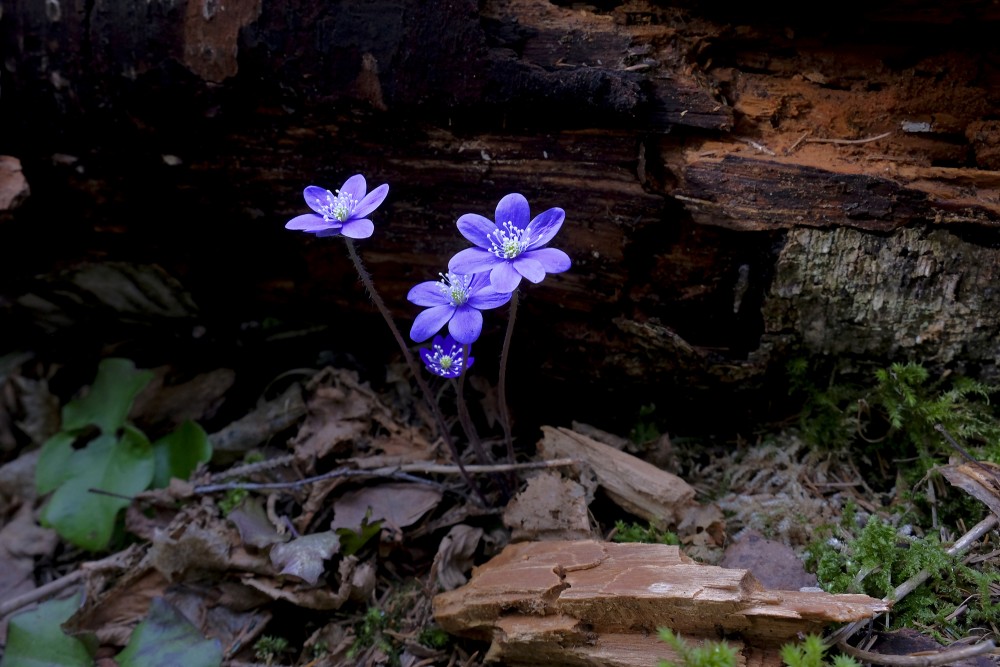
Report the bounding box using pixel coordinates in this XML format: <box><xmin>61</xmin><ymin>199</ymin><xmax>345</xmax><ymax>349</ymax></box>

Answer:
<box><xmin>538</xmin><ymin>426</ymin><xmax>696</xmax><ymax>526</ymax></box>
<box><xmin>434</xmin><ymin>540</ymin><xmax>888</xmax><ymax>667</ymax></box>
<box><xmin>4</xmin><ymin>0</ymin><xmax>1000</xmax><ymax>421</ymax></box>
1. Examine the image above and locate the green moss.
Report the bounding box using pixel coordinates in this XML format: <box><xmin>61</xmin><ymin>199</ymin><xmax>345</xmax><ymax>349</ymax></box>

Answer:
<box><xmin>780</xmin><ymin>634</ymin><xmax>859</xmax><ymax>667</ymax></box>
<box><xmin>612</xmin><ymin>520</ymin><xmax>679</xmax><ymax>546</ymax></box>
<box><xmin>657</xmin><ymin>628</ymin><xmax>737</xmax><ymax>667</ymax></box>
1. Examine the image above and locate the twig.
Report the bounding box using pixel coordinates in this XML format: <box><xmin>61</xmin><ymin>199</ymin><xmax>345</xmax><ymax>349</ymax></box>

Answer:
<box><xmin>804</xmin><ymin>131</ymin><xmax>892</xmax><ymax>145</ymax></box>
<box><xmin>836</xmin><ymin>639</ymin><xmax>996</xmax><ymax>667</ymax></box>
<box><xmin>0</xmin><ymin>547</ymin><xmax>138</xmax><ymax>619</ymax></box>
<box><xmin>826</xmin><ymin>514</ymin><xmax>1000</xmax><ymax>646</ymax></box>
<box><xmin>193</xmin><ymin>458</ymin><xmax>579</xmax><ymax>494</ymax></box>
<box><xmin>739</xmin><ymin>137</ymin><xmax>776</xmax><ymax>156</ymax></box>
<box><xmin>788</xmin><ymin>131</ymin><xmax>810</xmax><ymax>153</ymax></box>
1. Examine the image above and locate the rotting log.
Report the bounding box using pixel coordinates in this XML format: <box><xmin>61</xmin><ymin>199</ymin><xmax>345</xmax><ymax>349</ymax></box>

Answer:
<box><xmin>3</xmin><ymin>1</ymin><xmax>1000</xmax><ymax>429</ymax></box>
<box><xmin>433</xmin><ymin>540</ymin><xmax>888</xmax><ymax>667</ymax></box>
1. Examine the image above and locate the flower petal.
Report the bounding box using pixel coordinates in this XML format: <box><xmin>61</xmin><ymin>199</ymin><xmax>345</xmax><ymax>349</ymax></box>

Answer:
<box><xmin>315</xmin><ymin>227</ymin><xmax>343</xmax><ymax>238</ymax></box>
<box><xmin>465</xmin><ymin>355</ymin><xmax>475</xmax><ymax>371</ymax></box>
<box><xmin>410</xmin><ymin>305</ymin><xmax>454</xmax><ymax>342</ymax></box>
<box><xmin>340</xmin><ymin>218</ymin><xmax>374</xmax><ymax>239</ymax></box>
<box><xmin>495</xmin><ymin>193</ymin><xmax>530</xmax><ymax>229</ymax></box>
<box><xmin>449</xmin><ymin>247</ymin><xmax>498</xmax><ymax>275</ymax></box>
<box><xmin>490</xmin><ymin>261</ymin><xmax>523</xmax><ymax>293</ymax></box>
<box><xmin>523</xmin><ymin>247</ymin><xmax>571</xmax><ymax>274</ymax></box>
<box><xmin>352</xmin><ymin>183</ymin><xmax>389</xmax><ymax>219</ymax></box>
<box><xmin>525</xmin><ymin>207</ymin><xmax>565</xmax><ymax>248</ymax></box>
<box><xmin>456</xmin><ymin>214</ymin><xmax>497</xmax><ymax>249</ymax></box>
<box><xmin>303</xmin><ymin>186</ymin><xmax>334</xmax><ymax>214</ymax></box>
<box><xmin>339</xmin><ymin>174</ymin><xmax>367</xmax><ymax>201</ymax></box>
<box><xmin>286</xmin><ymin>213</ymin><xmax>330</xmax><ymax>231</ymax></box>
<box><xmin>468</xmin><ymin>285</ymin><xmax>512</xmax><ymax>310</ymax></box>
<box><xmin>407</xmin><ymin>280</ymin><xmax>450</xmax><ymax>307</ymax></box>
<box><xmin>448</xmin><ymin>306</ymin><xmax>483</xmax><ymax>344</ymax></box>
<box><xmin>419</xmin><ymin>346</ymin><xmax>435</xmax><ymax>367</ymax></box>
<box><xmin>513</xmin><ymin>256</ymin><xmax>546</xmax><ymax>283</ymax></box>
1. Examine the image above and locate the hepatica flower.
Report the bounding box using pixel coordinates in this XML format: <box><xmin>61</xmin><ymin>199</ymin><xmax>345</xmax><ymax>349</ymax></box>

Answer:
<box><xmin>285</xmin><ymin>174</ymin><xmax>389</xmax><ymax>239</ymax></box>
<box><xmin>408</xmin><ymin>271</ymin><xmax>511</xmax><ymax>344</ymax></box>
<box><xmin>448</xmin><ymin>193</ymin><xmax>571</xmax><ymax>293</ymax></box>
<box><xmin>420</xmin><ymin>333</ymin><xmax>474</xmax><ymax>378</ymax></box>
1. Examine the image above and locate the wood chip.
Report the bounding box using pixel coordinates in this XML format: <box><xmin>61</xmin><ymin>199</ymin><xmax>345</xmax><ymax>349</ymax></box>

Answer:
<box><xmin>434</xmin><ymin>540</ymin><xmax>888</xmax><ymax>667</ymax></box>
<box><xmin>538</xmin><ymin>426</ymin><xmax>696</xmax><ymax>525</ymax></box>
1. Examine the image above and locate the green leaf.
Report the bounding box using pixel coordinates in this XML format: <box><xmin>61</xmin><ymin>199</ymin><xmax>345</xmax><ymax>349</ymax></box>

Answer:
<box><xmin>40</xmin><ymin>427</ymin><xmax>154</xmax><ymax>551</ymax></box>
<box><xmin>36</xmin><ymin>431</ymin><xmax>78</xmax><ymax>495</ymax></box>
<box><xmin>1</xmin><ymin>593</ymin><xmax>92</xmax><ymax>667</ymax></box>
<box><xmin>151</xmin><ymin>420</ymin><xmax>212</xmax><ymax>488</ymax></box>
<box><xmin>116</xmin><ymin>597</ymin><xmax>222</xmax><ymax>667</ymax></box>
<box><xmin>61</xmin><ymin>358</ymin><xmax>154</xmax><ymax>434</ymax></box>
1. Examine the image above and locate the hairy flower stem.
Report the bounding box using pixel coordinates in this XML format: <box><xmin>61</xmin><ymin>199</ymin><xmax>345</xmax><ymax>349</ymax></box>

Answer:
<box><xmin>343</xmin><ymin>239</ymin><xmax>486</xmax><ymax>504</ymax></box>
<box><xmin>498</xmin><ymin>290</ymin><xmax>519</xmax><ymax>463</ymax></box>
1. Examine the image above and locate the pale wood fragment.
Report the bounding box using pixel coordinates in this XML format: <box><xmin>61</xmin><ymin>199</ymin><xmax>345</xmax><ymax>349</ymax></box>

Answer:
<box><xmin>538</xmin><ymin>426</ymin><xmax>696</xmax><ymax>526</ymax></box>
<box><xmin>434</xmin><ymin>540</ymin><xmax>888</xmax><ymax>667</ymax></box>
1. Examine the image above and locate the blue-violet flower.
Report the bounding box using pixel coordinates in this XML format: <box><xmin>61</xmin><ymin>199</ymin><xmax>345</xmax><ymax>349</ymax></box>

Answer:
<box><xmin>285</xmin><ymin>174</ymin><xmax>389</xmax><ymax>239</ymax></box>
<box><xmin>448</xmin><ymin>193</ymin><xmax>571</xmax><ymax>293</ymax></box>
<box><xmin>408</xmin><ymin>271</ymin><xmax>512</xmax><ymax>344</ymax></box>
<box><xmin>419</xmin><ymin>333</ymin><xmax>474</xmax><ymax>378</ymax></box>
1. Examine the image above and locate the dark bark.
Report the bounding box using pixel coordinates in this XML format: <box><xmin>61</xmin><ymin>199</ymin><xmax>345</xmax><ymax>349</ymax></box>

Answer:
<box><xmin>2</xmin><ymin>0</ymin><xmax>999</xmax><ymax>433</ymax></box>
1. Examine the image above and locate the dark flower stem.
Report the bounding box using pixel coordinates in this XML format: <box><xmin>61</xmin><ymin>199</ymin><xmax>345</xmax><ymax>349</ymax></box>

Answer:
<box><xmin>453</xmin><ymin>348</ymin><xmax>489</xmax><ymax>464</ymax></box>
<box><xmin>343</xmin><ymin>239</ymin><xmax>486</xmax><ymax>504</ymax></box>
<box><xmin>498</xmin><ymin>290</ymin><xmax>519</xmax><ymax>463</ymax></box>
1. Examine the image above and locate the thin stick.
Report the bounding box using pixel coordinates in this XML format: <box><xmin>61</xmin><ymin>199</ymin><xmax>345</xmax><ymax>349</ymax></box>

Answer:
<box><xmin>0</xmin><ymin>548</ymin><xmax>136</xmax><ymax>619</ymax></box>
<box><xmin>343</xmin><ymin>239</ymin><xmax>486</xmax><ymax>505</ymax></box>
<box><xmin>805</xmin><ymin>131</ymin><xmax>892</xmax><ymax>145</ymax></box>
<box><xmin>498</xmin><ymin>290</ymin><xmax>519</xmax><ymax>463</ymax></box>
<box><xmin>788</xmin><ymin>131</ymin><xmax>810</xmax><ymax>152</ymax></box>
<box><xmin>826</xmin><ymin>514</ymin><xmax>999</xmax><ymax>645</ymax></box>
<box><xmin>836</xmin><ymin>639</ymin><xmax>996</xmax><ymax>667</ymax></box>
<box><xmin>193</xmin><ymin>458</ymin><xmax>578</xmax><ymax>494</ymax></box>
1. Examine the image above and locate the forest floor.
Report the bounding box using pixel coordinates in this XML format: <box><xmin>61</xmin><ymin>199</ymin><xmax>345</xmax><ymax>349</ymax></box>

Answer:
<box><xmin>0</xmin><ymin>352</ymin><xmax>999</xmax><ymax>667</ymax></box>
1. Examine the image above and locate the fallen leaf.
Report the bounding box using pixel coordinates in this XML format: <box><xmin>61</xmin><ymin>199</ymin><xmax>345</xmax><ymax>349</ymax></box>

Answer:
<box><xmin>331</xmin><ymin>483</ymin><xmax>442</xmax><ymax>532</ymax></box>
<box><xmin>229</xmin><ymin>497</ymin><xmax>290</xmax><ymax>549</ymax></box>
<box><xmin>432</xmin><ymin>524</ymin><xmax>483</xmax><ymax>591</ymax></box>
<box><xmin>0</xmin><ymin>503</ymin><xmax>59</xmax><ymax>640</ymax></box>
<box><xmin>269</xmin><ymin>531</ymin><xmax>341</xmax><ymax>585</ymax></box>
<box><xmin>116</xmin><ymin>597</ymin><xmax>222</xmax><ymax>667</ymax></box>
<box><xmin>502</xmin><ymin>472</ymin><xmax>593</xmax><ymax>542</ymax></box>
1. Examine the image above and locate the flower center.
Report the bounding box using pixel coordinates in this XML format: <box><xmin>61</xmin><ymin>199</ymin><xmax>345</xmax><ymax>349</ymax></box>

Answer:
<box><xmin>488</xmin><ymin>221</ymin><xmax>530</xmax><ymax>259</ymax></box>
<box><xmin>438</xmin><ymin>272</ymin><xmax>471</xmax><ymax>306</ymax></box>
<box><xmin>427</xmin><ymin>342</ymin><xmax>464</xmax><ymax>377</ymax></box>
<box><xmin>321</xmin><ymin>189</ymin><xmax>357</xmax><ymax>222</ymax></box>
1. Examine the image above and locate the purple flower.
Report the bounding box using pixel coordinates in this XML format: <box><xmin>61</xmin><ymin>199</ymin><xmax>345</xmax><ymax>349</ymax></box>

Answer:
<box><xmin>448</xmin><ymin>193</ymin><xmax>571</xmax><ymax>293</ymax></box>
<box><xmin>408</xmin><ymin>272</ymin><xmax>512</xmax><ymax>344</ymax></box>
<box><xmin>420</xmin><ymin>334</ymin><xmax>474</xmax><ymax>378</ymax></box>
<box><xmin>285</xmin><ymin>174</ymin><xmax>389</xmax><ymax>239</ymax></box>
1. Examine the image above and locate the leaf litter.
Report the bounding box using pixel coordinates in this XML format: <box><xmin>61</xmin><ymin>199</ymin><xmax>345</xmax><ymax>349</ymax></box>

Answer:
<box><xmin>0</xmin><ymin>360</ymin><xmax>998</xmax><ymax>666</ymax></box>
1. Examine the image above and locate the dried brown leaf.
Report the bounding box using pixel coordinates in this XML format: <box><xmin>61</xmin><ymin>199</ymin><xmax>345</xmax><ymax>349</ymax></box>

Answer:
<box><xmin>269</xmin><ymin>531</ymin><xmax>341</xmax><ymax>585</ymax></box>
<box><xmin>331</xmin><ymin>483</ymin><xmax>443</xmax><ymax>532</ymax></box>
<box><xmin>228</xmin><ymin>497</ymin><xmax>290</xmax><ymax>549</ymax></box>
<box><xmin>432</xmin><ymin>524</ymin><xmax>484</xmax><ymax>591</ymax></box>
<box><xmin>502</xmin><ymin>472</ymin><xmax>594</xmax><ymax>542</ymax></box>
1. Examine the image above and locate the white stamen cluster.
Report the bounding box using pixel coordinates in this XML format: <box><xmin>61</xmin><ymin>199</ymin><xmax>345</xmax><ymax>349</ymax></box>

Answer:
<box><xmin>321</xmin><ymin>189</ymin><xmax>358</xmax><ymax>222</ymax></box>
<box><xmin>438</xmin><ymin>272</ymin><xmax>472</xmax><ymax>305</ymax></box>
<box><xmin>426</xmin><ymin>342</ymin><xmax>465</xmax><ymax>377</ymax></box>
<box><xmin>488</xmin><ymin>221</ymin><xmax>529</xmax><ymax>259</ymax></box>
